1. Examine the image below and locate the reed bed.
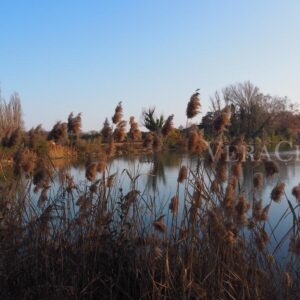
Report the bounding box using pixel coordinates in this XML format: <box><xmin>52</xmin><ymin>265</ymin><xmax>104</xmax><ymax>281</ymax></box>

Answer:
<box><xmin>1</xmin><ymin>95</ymin><xmax>300</xmax><ymax>299</ymax></box>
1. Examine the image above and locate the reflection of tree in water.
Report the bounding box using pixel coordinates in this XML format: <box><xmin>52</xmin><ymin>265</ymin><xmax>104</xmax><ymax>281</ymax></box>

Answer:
<box><xmin>146</xmin><ymin>153</ymin><xmax>182</xmax><ymax>191</ymax></box>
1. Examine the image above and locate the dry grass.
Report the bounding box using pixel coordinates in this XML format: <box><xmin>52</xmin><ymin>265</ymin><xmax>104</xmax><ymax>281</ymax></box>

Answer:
<box><xmin>1</xmin><ymin>96</ymin><xmax>300</xmax><ymax>300</ymax></box>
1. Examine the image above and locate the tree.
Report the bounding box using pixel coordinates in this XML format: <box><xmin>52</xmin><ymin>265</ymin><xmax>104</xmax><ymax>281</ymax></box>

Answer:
<box><xmin>0</xmin><ymin>92</ymin><xmax>23</xmax><ymax>140</ymax></box>
<box><xmin>142</xmin><ymin>107</ymin><xmax>165</xmax><ymax>132</ymax></box>
<box><xmin>208</xmin><ymin>81</ymin><xmax>288</xmax><ymax>139</ymax></box>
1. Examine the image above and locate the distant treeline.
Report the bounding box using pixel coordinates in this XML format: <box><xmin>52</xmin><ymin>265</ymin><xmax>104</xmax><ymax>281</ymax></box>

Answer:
<box><xmin>1</xmin><ymin>81</ymin><xmax>300</xmax><ymax>158</ymax></box>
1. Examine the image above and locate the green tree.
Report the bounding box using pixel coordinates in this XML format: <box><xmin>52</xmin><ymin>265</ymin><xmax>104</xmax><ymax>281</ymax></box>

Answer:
<box><xmin>142</xmin><ymin>107</ymin><xmax>165</xmax><ymax>132</ymax></box>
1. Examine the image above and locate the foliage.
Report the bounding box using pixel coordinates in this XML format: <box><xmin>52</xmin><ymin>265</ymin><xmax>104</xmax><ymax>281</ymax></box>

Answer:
<box><xmin>142</xmin><ymin>107</ymin><xmax>165</xmax><ymax>132</ymax></box>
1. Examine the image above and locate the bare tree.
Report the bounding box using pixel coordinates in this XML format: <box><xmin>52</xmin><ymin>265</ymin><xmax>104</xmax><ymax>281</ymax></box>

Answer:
<box><xmin>0</xmin><ymin>92</ymin><xmax>23</xmax><ymax>139</ymax></box>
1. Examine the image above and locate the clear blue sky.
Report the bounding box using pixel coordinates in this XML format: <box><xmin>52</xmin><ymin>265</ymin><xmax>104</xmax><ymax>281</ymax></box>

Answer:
<box><xmin>0</xmin><ymin>1</ymin><xmax>299</xmax><ymax>131</ymax></box>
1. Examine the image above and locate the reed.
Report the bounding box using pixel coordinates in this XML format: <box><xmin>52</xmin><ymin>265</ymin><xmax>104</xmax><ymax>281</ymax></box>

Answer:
<box><xmin>1</xmin><ymin>95</ymin><xmax>300</xmax><ymax>300</ymax></box>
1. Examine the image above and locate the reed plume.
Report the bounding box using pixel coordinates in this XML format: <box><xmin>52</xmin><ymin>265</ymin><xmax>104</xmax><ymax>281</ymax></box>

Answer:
<box><xmin>128</xmin><ymin>116</ymin><xmax>141</xmax><ymax>141</ymax></box>
<box><xmin>153</xmin><ymin>215</ymin><xmax>166</xmax><ymax>233</ymax></box>
<box><xmin>2</xmin><ymin>128</ymin><xmax>20</xmax><ymax>148</ymax></box>
<box><xmin>186</xmin><ymin>92</ymin><xmax>201</xmax><ymax>119</ymax></box>
<box><xmin>143</xmin><ymin>132</ymin><xmax>153</xmax><ymax>149</ymax></box>
<box><xmin>13</xmin><ymin>148</ymin><xmax>36</xmax><ymax>175</ymax></box>
<box><xmin>232</xmin><ymin>162</ymin><xmax>243</xmax><ymax>178</ymax></box>
<box><xmin>112</xmin><ymin>101</ymin><xmax>123</xmax><ymax>124</ymax></box>
<box><xmin>235</xmin><ymin>195</ymin><xmax>250</xmax><ymax>225</ymax></box>
<box><xmin>67</xmin><ymin>112</ymin><xmax>82</xmax><ymax>135</ymax></box>
<box><xmin>253</xmin><ymin>172</ymin><xmax>264</xmax><ymax>190</ymax></box>
<box><xmin>213</xmin><ymin>106</ymin><xmax>231</xmax><ymax>132</ymax></box>
<box><xmin>101</xmin><ymin>118</ymin><xmax>113</xmax><ymax>142</ymax></box>
<box><xmin>86</xmin><ymin>162</ymin><xmax>98</xmax><ymax>181</ymax></box>
<box><xmin>107</xmin><ymin>174</ymin><xmax>115</xmax><ymax>187</ymax></box>
<box><xmin>255</xmin><ymin>227</ymin><xmax>269</xmax><ymax>251</ymax></box>
<box><xmin>187</xmin><ymin>127</ymin><xmax>208</xmax><ymax>154</ymax></box>
<box><xmin>264</xmin><ymin>160</ymin><xmax>279</xmax><ymax>177</ymax></box>
<box><xmin>292</xmin><ymin>185</ymin><xmax>300</xmax><ymax>203</ymax></box>
<box><xmin>48</xmin><ymin>121</ymin><xmax>68</xmax><ymax>145</ymax></box>
<box><xmin>161</xmin><ymin>114</ymin><xmax>174</xmax><ymax>137</ymax></box>
<box><xmin>253</xmin><ymin>199</ymin><xmax>270</xmax><ymax>222</ymax></box>
<box><xmin>177</xmin><ymin>165</ymin><xmax>188</xmax><ymax>183</ymax></box>
<box><xmin>113</xmin><ymin>120</ymin><xmax>127</xmax><ymax>142</ymax></box>
<box><xmin>169</xmin><ymin>196</ymin><xmax>179</xmax><ymax>215</ymax></box>
<box><xmin>271</xmin><ymin>182</ymin><xmax>285</xmax><ymax>202</ymax></box>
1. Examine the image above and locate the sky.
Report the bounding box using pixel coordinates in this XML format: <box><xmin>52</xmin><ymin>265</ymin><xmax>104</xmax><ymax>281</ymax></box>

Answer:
<box><xmin>0</xmin><ymin>0</ymin><xmax>299</xmax><ymax>131</ymax></box>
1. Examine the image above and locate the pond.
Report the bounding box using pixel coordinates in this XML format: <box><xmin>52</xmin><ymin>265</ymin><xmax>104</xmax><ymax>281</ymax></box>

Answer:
<box><xmin>47</xmin><ymin>153</ymin><xmax>300</xmax><ymax>261</ymax></box>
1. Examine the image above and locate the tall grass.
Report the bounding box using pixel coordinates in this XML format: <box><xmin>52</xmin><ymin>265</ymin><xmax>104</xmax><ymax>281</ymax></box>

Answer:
<box><xmin>0</xmin><ymin>95</ymin><xmax>300</xmax><ymax>299</ymax></box>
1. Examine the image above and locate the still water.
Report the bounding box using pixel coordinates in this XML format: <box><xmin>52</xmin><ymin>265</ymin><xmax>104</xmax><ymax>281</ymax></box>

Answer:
<box><xmin>53</xmin><ymin>152</ymin><xmax>300</xmax><ymax>262</ymax></box>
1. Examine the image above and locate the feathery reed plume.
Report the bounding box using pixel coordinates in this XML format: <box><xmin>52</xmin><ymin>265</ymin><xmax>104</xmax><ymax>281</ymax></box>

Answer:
<box><xmin>128</xmin><ymin>116</ymin><xmax>141</xmax><ymax>141</ymax></box>
<box><xmin>33</xmin><ymin>166</ymin><xmax>48</xmax><ymax>189</ymax></box>
<box><xmin>143</xmin><ymin>132</ymin><xmax>153</xmax><ymax>149</ymax></box>
<box><xmin>292</xmin><ymin>185</ymin><xmax>300</xmax><ymax>203</ymax></box>
<box><xmin>253</xmin><ymin>198</ymin><xmax>270</xmax><ymax>222</ymax></box>
<box><xmin>271</xmin><ymin>182</ymin><xmax>285</xmax><ymax>202</ymax></box>
<box><xmin>235</xmin><ymin>195</ymin><xmax>250</xmax><ymax>225</ymax></box>
<box><xmin>13</xmin><ymin>148</ymin><xmax>36</xmax><ymax>175</ymax></box>
<box><xmin>2</xmin><ymin>128</ymin><xmax>20</xmax><ymax>147</ymax></box>
<box><xmin>216</xmin><ymin>151</ymin><xmax>228</xmax><ymax>182</ymax></box>
<box><xmin>106</xmin><ymin>174</ymin><xmax>115</xmax><ymax>187</ymax></box>
<box><xmin>101</xmin><ymin>118</ymin><xmax>113</xmax><ymax>142</ymax></box>
<box><xmin>225</xmin><ymin>230</ymin><xmax>236</xmax><ymax>245</ymax></box>
<box><xmin>153</xmin><ymin>246</ymin><xmax>162</xmax><ymax>260</ymax></box>
<box><xmin>76</xmin><ymin>195</ymin><xmax>91</xmax><ymax>212</ymax></box>
<box><xmin>264</xmin><ymin>160</ymin><xmax>279</xmax><ymax>177</ymax></box>
<box><xmin>253</xmin><ymin>172</ymin><xmax>264</xmax><ymax>190</ymax></box>
<box><xmin>230</xmin><ymin>136</ymin><xmax>246</xmax><ymax>161</ymax></box>
<box><xmin>223</xmin><ymin>177</ymin><xmax>237</xmax><ymax>212</ymax></box>
<box><xmin>112</xmin><ymin>101</ymin><xmax>123</xmax><ymax>124</ymax></box>
<box><xmin>47</xmin><ymin>121</ymin><xmax>68</xmax><ymax>145</ymax></box>
<box><xmin>113</xmin><ymin>120</ymin><xmax>127</xmax><ymax>142</ymax></box>
<box><xmin>66</xmin><ymin>174</ymin><xmax>75</xmax><ymax>193</ymax></box>
<box><xmin>67</xmin><ymin>112</ymin><xmax>82</xmax><ymax>136</ymax></box>
<box><xmin>152</xmin><ymin>133</ymin><xmax>162</xmax><ymax>152</ymax></box>
<box><xmin>213</xmin><ymin>106</ymin><xmax>231</xmax><ymax>132</ymax></box>
<box><xmin>161</xmin><ymin>114</ymin><xmax>174</xmax><ymax>137</ymax></box>
<box><xmin>255</xmin><ymin>227</ymin><xmax>269</xmax><ymax>251</ymax></box>
<box><xmin>153</xmin><ymin>215</ymin><xmax>166</xmax><ymax>233</ymax></box>
<box><xmin>186</xmin><ymin>92</ymin><xmax>201</xmax><ymax>119</ymax></box>
<box><xmin>123</xmin><ymin>190</ymin><xmax>139</xmax><ymax>208</ymax></box>
<box><xmin>232</xmin><ymin>162</ymin><xmax>243</xmax><ymax>178</ymax></box>
<box><xmin>211</xmin><ymin>179</ymin><xmax>220</xmax><ymax>194</ymax></box>
<box><xmin>177</xmin><ymin>165</ymin><xmax>188</xmax><ymax>183</ymax></box>
<box><xmin>169</xmin><ymin>196</ymin><xmax>179</xmax><ymax>215</ymax></box>
<box><xmin>28</xmin><ymin>124</ymin><xmax>45</xmax><ymax>149</ymax></box>
<box><xmin>86</xmin><ymin>162</ymin><xmax>98</xmax><ymax>181</ymax></box>
<box><xmin>260</xmin><ymin>204</ymin><xmax>270</xmax><ymax>221</ymax></box>
<box><xmin>89</xmin><ymin>182</ymin><xmax>98</xmax><ymax>193</ymax></box>
<box><xmin>187</xmin><ymin>127</ymin><xmax>208</xmax><ymax>154</ymax></box>
<box><xmin>37</xmin><ymin>186</ymin><xmax>49</xmax><ymax>208</ymax></box>
<box><xmin>193</xmin><ymin>179</ymin><xmax>202</xmax><ymax>208</ymax></box>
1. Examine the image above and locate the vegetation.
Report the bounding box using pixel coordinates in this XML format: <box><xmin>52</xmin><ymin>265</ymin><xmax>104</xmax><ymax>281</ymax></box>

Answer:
<box><xmin>1</xmin><ymin>83</ymin><xmax>300</xmax><ymax>298</ymax></box>
<box><xmin>200</xmin><ymin>81</ymin><xmax>300</xmax><ymax>141</ymax></box>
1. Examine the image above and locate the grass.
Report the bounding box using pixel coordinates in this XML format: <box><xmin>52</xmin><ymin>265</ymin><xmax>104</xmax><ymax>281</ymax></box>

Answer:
<box><xmin>1</xmin><ymin>97</ymin><xmax>300</xmax><ymax>299</ymax></box>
